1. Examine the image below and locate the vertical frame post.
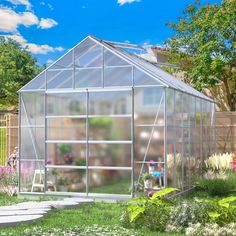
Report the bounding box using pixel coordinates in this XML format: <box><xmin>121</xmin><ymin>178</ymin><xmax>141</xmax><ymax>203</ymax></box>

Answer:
<box><xmin>102</xmin><ymin>47</ymin><xmax>104</xmax><ymax>88</ymax></box>
<box><xmin>164</xmin><ymin>88</ymin><xmax>167</xmax><ymax>188</ymax></box>
<box><xmin>200</xmin><ymin>100</ymin><xmax>203</xmax><ymax>174</ymax></box>
<box><xmin>86</xmin><ymin>89</ymin><xmax>89</xmax><ymax>196</ymax></box>
<box><xmin>181</xmin><ymin>92</ymin><xmax>184</xmax><ymax>191</ymax></box>
<box><xmin>194</xmin><ymin>97</ymin><xmax>197</xmax><ymax>176</ymax></box>
<box><xmin>131</xmin><ymin>86</ymin><xmax>134</xmax><ymax>197</ymax></box>
<box><xmin>173</xmin><ymin>90</ymin><xmax>177</xmax><ymax>188</ymax></box>
<box><xmin>44</xmin><ymin>71</ymin><xmax>47</xmax><ymax>193</ymax></box>
<box><xmin>72</xmin><ymin>48</ymin><xmax>75</xmax><ymax>89</ymax></box>
<box><xmin>18</xmin><ymin>93</ymin><xmax>21</xmax><ymax>193</ymax></box>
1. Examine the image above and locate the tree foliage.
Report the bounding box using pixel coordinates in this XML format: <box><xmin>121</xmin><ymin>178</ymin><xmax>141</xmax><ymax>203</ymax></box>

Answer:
<box><xmin>166</xmin><ymin>0</ymin><xmax>236</xmax><ymax>111</ymax></box>
<box><xmin>0</xmin><ymin>37</ymin><xmax>42</xmax><ymax>110</ymax></box>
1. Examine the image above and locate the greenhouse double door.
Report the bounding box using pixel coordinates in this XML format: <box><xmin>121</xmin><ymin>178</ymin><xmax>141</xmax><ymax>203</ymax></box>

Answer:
<box><xmin>45</xmin><ymin>88</ymin><xmax>133</xmax><ymax>198</ymax></box>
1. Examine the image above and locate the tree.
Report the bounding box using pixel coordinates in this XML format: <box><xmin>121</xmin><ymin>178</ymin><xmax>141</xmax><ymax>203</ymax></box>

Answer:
<box><xmin>166</xmin><ymin>0</ymin><xmax>236</xmax><ymax>111</ymax></box>
<box><xmin>0</xmin><ymin>37</ymin><xmax>42</xmax><ymax>110</ymax></box>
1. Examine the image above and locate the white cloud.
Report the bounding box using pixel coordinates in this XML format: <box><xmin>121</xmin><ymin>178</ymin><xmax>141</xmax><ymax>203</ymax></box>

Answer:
<box><xmin>0</xmin><ymin>7</ymin><xmax>38</xmax><ymax>32</ymax></box>
<box><xmin>46</xmin><ymin>59</ymin><xmax>54</xmax><ymax>65</ymax></box>
<box><xmin>40</xmin><ymin>2</ymin><xmax>54</xmax><ymax>11</ymax></box>
<box><xmin>38</xmin><ymin>18</ymin><xmax>58</xmax><ymax>29</ymax></box>
<box><xmin>6</xmin><ymin>0</ymin><xmax>32</xmax><ymax>10</ymax></box>
<box><xmin>117</xmin><ymin>0</ymin><xmax>140</xmax><ymax>6</ymax></box>
<box><xmin>4</xmin><ymin>34</ymin><xmax>64</xmax><ymax>54</ymax></box>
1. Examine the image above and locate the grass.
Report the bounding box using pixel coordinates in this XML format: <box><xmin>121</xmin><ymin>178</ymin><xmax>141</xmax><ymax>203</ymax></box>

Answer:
<box><xmin>0</xmin><ymin>194</ymin><xmax>183</xmax><ymax>236</ymax></box>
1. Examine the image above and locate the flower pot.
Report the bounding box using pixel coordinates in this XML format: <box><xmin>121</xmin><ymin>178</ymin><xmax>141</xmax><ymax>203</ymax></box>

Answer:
<box><xmin>144</xmin><ymin>179</ymin><xmax>152</xmax><ymax>189</ymax></box>
<box><xmin>148</xmin><ymin>166</ymin><xmax>155</xmax><ymax>174</ymax></box>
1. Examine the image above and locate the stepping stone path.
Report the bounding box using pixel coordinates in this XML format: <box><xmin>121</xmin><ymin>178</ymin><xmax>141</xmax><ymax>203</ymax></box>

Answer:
<box><xmin>0</xmin><ymin>198</ymin><xmax>94</xmax><ymax>227</ymax></box>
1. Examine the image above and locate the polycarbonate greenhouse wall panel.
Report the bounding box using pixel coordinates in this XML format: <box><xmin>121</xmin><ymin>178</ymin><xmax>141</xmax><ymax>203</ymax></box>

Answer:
<box><xmin>134</xmin><ymin>67</ymin><xmax>162</xmax><ymax>86</ymax></box>
<box><xmin>104</xmin><ymin>67</ymin><xmax>132</xmax><ymax>87</ymax></box>
<box><xmin>47</xmin><ymin>70</ymin><xmax>73</xmax><ymax>89</ymax></box>
<box><xmin>88</xmin><ymin>90</ymin><xmax>132</xmax><ymax>115</ymax></box>
<box><xmin>49</xmin><ymin>50</ymin><xmax>73</xmax><ymax>70</ymax></box>
<box><xmin>20</xmin><ymin>160</ymin><xmax>44</xmax><ymax>192</ymax></box>
<box><xmin>21</xmin><ymin>72</ymin><xmax>46</xmax><ymax>91</ymax></box>
<box><xmin>47</xmin><ymin>143</ymin><xmax>86</xmax><ymax>166</ymax></box>
<box><xmin>104</xmin><ymin>48</ymin><xmax>129</xmax><ymax>66</ymax></box>
<box><xmin>20</xmin><ymin>92</ymin><xmax>45</xmax><ymax>160</ymax></box>
<box><xmin>75</xmin><ymin>68</ymin><xmax>102</xmax><ymax>88</ymax></box>
<box><xmin>88</xmin><ymin>169</ymin><xmax>131</xmax><ymax>195</ymax></box>
<box><xmin>47</xmin><ymin>93</ymin><xmax>87</xmax><ymax>116</ymax></box>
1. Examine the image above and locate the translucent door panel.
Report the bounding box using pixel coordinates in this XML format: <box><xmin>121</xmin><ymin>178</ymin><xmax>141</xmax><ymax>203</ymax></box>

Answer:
<box><xmin>89</xmin><ymin>144</ymin><xmax>131</xmax><ymax>167</ymax></box>
<box><xmin>47</xmin><ymin>118</ymin><xmax>86</xmax><ymax>141</ymax></box>
<box><xmin>47</xmin><ymin>93</ymin><xmax>86</xmax><ymax>116</ymax></box>
<box><xmin>134</xmin><ymin>126</ymin><xmax>164</xmax><ymax>163</ymax></box>
<box><xmin>47</xmin><ymin>168</ymin><xmax>86</xmax><ymax>193</ymax></box>
<box><xmin>20</xmin><ymin>161</ymin><xmax>45</xmax><ymax>192</ymax></box>
<box><xmin>89</xmin><ymin>117</ymin><xmax>131</xmax><ymax>140</ymax></box>
<box><xmin>88</xmin><ymin>169</ymin><xmax>131</xmax><ymax>194</ymax></box>
<box><xmin>134</xmin><ymin>87</ymin><xmax>164</xmax><ymax>125</ymax></box>
<box><xmin>89</xmin><ymin>90</ymin><xmax>131</xmax><ymax>115</ymax></box>
<box><xmin>47</xmin><ymin>143</ymin><xmax>86</xmax><ymax>166</ymax></box>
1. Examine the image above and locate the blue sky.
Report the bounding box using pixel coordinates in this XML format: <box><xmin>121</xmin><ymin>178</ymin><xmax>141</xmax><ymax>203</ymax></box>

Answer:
<box><xmin>0</xmin><ymin>0</ymin><xmax>220</xmax><ymax>66</ymax></box>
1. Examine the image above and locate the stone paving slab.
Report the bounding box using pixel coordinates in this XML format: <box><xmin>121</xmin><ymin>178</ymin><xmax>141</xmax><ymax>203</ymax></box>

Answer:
<box><xmin>0</xmin><ymin>205</ymin><xmax>51</xmax><ymax>211</ymax></box>
<box><xmin>40</xmin><ymin>201</ymin><xmax>79</xmax><ymax>209</ymax></box>
<box><xmin>0</xmin><ymin>198</ymin><xmax>94</xmax><ymax>227</ymax></box>
<box><xmin>0</xmin><ymin>209</ymin><xmax>49</xmax><ymax>216</ymax></box>
<box><xmin>63</xmin><ymin>198</ymin><xmax>94</xmax><ymax>204</ymax></box>
<box><xmin>0</xmin><ymin>215</ymin><xmax>44</xmax><ymax>227</ymax></box>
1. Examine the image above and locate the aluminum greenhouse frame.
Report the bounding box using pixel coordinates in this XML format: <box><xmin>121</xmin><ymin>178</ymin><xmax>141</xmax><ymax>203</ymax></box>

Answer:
<box><xmin>18</xmin><ymin>35</ymin><xmax>215</xmax><ymax>200</ymax></box>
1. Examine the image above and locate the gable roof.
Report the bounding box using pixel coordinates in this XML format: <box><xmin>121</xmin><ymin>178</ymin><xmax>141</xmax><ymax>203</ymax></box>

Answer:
<box><xmin>19</xmin><ymin>35</ymin><xmax>214</xmax><ymax>102</ymax></box>
<box><xmin>90</xmin><ymin>35</ymin><xmax>213</xmax><ymax>102</ymax></box>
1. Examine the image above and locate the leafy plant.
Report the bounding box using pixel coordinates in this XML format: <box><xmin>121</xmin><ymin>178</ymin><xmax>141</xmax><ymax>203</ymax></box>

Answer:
<box><xmin>196</xmin><ymin>172</ymin><xmax>236</xmax><ymax>196</ymax></box>
<box><xmin>169</xmin><ymin>200</ymin><xmax>210</xmax><ymax>229</ymax></box>
<box><xmin>141</xmin><ymin>173</ymin><xmax>152</xmax><ymax>181</ymax></box>
<box><xmin>197</xmin><ymin>196</ymin><xmax>236</xmax><ymax>226</ymax></box>
<box><xmin>125</xmin><ymin>188</ymin><xmax>178</xmax><ymax>232</ymax></box>
<box><xmin>58</xmin><ymin>144</ymin><xmax>72</xmax><ymax>155</ymax></box>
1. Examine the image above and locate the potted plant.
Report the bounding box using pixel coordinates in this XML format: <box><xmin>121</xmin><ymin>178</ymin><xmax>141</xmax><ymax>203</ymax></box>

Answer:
<box><xmin>147</xmin><ymin>160</ymin><xmax>156</xmax><ymax>174</ymax></box>
<box><xmin>142</xmin><ymin>173</ymin><xmax>152</xmax><ymax>189</ymax></box>
<box><xmin>57</xmin><ymin>177</ymin><xmax>68</xmax><ymax>191</ymax></box>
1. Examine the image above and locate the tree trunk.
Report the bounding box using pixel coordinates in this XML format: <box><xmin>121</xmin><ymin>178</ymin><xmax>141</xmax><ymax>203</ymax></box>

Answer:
<box><xmin>222</xmin><ymin>78</ymin><xmax>236</xmax><ymax>111</ymax></box>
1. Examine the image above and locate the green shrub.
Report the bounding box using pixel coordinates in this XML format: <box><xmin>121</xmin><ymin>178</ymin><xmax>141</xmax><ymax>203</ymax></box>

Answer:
<box><xmin>169</xmin><ymin>200</ymin><xmax>210</xmax><ymax>228</ymax></box>
<box><xmin>197</xmin><ymin>196</ymin><xmax>236</xmax><ymax>226</ymax></box>
<box><xmin>122</xmin><ymin>188</ymin><xmax>179</xmax><ymax>232</ymax></box>
<box><xmin>196</xmin><ymin>172</ymin><xmax>236</xmax><ymax>197</ymax></box>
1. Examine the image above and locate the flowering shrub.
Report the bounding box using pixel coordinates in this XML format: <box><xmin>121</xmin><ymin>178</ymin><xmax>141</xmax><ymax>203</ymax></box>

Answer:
<box><xmin>0</xmin><ymin>147</ymin><xmax>18</xmax><ymax>196</ymax></box>
<box><xmin>20</xmin><ymin>225</ymin><xmax>137</xmax><ymax>236</ymax></box>
<box><xmin>205</xmin><ymin>153</ymin><xmax>233</xmax><ymax>172</ymax></box>
<box><xmin>168</xmin><ymin>200</ymin><xmax>210</xmax><ymax>229</ymax></box>
<box><xmin>186</xmin><ymin>223</ymin><xmax>236</xmax><ymax>236</ymax></box>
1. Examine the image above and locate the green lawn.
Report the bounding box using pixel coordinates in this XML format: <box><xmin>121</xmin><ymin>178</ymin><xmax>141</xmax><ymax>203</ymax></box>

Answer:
<box><xmin>0</xmin><ymin>194</ymin><xmax>183</xmax><ymax>236</ymax></box>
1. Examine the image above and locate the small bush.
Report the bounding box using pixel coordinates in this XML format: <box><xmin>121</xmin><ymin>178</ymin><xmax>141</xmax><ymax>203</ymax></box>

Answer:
<box><xmin>196</xmin><ymin>172</ymin><xmax>236</xmax><ymax>196</ymax></box>
<box><xmin>168</xmin><ymin>200</ymin><xmax>210</xmax><ymax>228</ymax></box>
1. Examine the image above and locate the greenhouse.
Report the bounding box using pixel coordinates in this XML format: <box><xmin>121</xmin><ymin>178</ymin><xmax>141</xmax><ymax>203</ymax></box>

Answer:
<box><xmin>18</xmin><ymin>35</ymin><xmax>215</xmax><ymax>199</ymax></box>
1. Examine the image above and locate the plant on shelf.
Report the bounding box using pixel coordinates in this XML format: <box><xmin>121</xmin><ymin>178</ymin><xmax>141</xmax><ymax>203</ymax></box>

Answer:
<box><xmin>64</xmin><ymin>152</ymin><xmax>74</xmax><ymax>165</ymax></box>
<box><xmin>142</xmin><ymin>173</ymin><xmax>153</xmax><ymax>189</ymax></box>
<box><xmin>57</xmin><ymin>177</ymin><xmax>69</xmax><ymax>191</ymax></box>
<box><xmin>58</xmin><ymin>144</ymin><xmax>72</xmax><ymax>155</ymax></box>
<box><xmin>147</xmin><ymin>160</ymin><xmax>156</xmax><ymax>174</ymax></box>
